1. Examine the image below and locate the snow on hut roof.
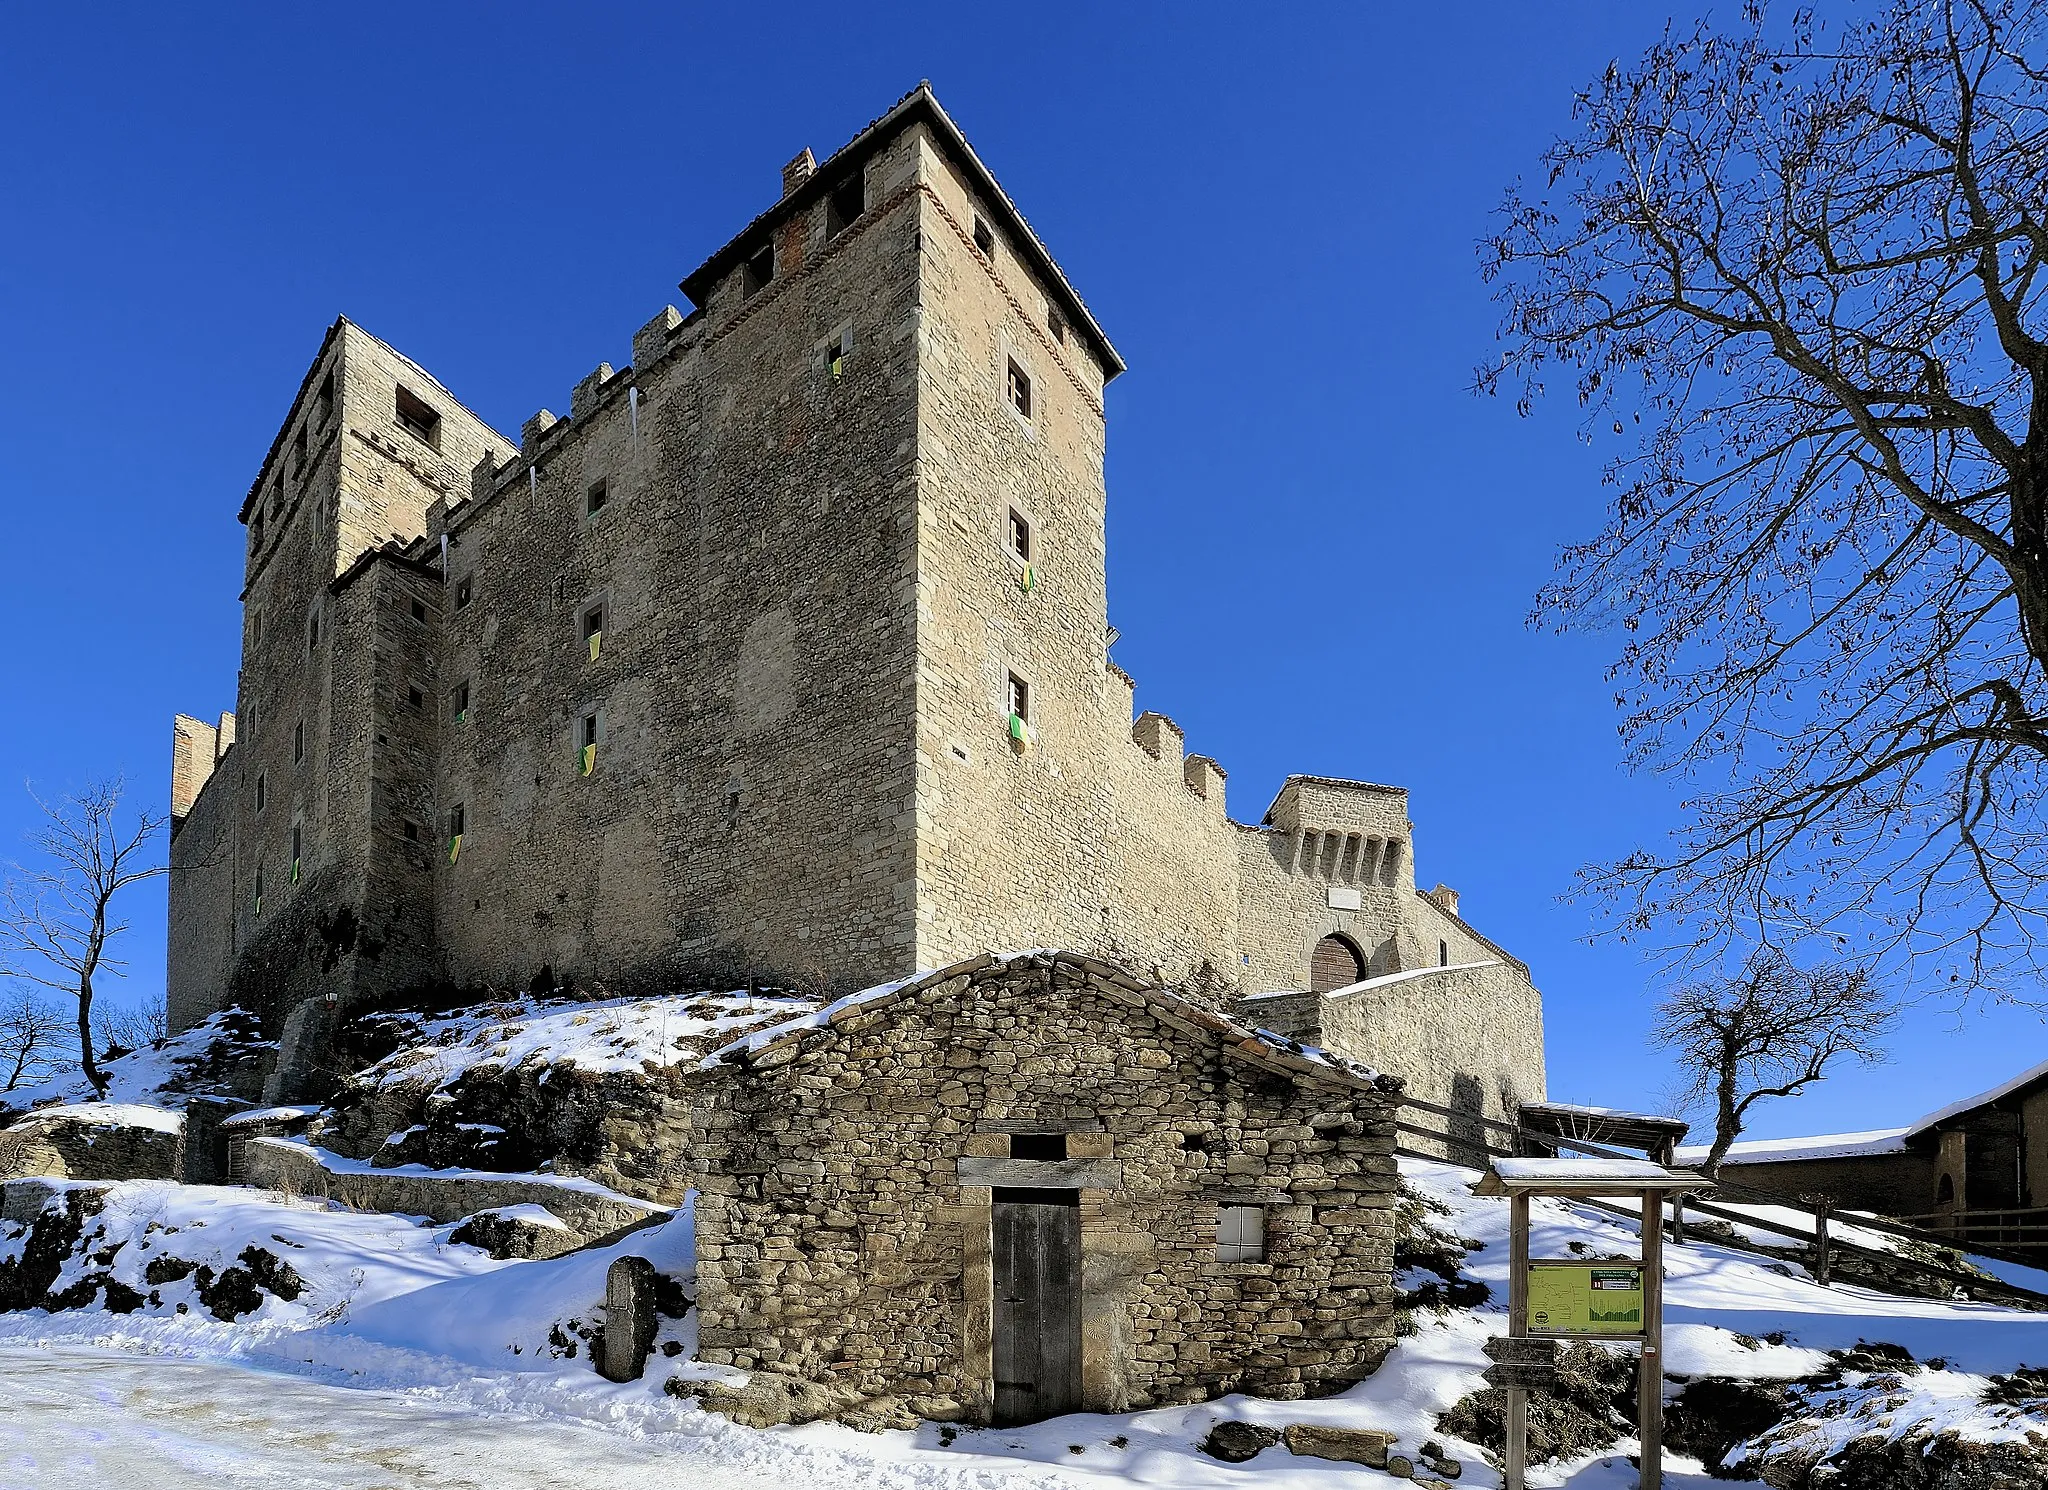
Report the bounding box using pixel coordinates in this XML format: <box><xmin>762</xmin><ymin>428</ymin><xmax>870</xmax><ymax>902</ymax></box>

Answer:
<box><xmin>704</xmin><ymin>950</ymin><xmax>1395</xmax><ymax>1092</ymax></box>
<box><xmin>1675</xmin><ymin>1128</ymin><xmax>1911</xmax><ymax>1165</ymax></box>
<box><xmin>12</xmin><ymin>1102</ymin><xmax>184</xmax><ymax>1134</ymax></box>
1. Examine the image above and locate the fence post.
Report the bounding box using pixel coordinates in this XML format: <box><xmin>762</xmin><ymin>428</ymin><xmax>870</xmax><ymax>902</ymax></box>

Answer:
<box><xmin>1803</xmin><ymin>1195</ymin><xmax>1832</xmax><ymax>1287</ymax></box>
<box><xmin>1670</xmin><ymin>1194</ymin><xmax>1686</xmax><ymax>1247</ymax></box>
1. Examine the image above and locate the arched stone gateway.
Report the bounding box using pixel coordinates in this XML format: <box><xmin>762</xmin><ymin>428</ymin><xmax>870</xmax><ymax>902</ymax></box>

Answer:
<box><xmin>1309</xmin><ymin>933</ymin><xmax>1365</xmax><ymax>992</ymax></box>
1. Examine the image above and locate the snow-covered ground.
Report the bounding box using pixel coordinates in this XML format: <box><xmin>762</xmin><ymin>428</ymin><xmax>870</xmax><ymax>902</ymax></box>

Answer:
<box><xmin>3</xmin><ymin>1158</ymin><xmax>2042</xmax><ymax>1488</ymax></box>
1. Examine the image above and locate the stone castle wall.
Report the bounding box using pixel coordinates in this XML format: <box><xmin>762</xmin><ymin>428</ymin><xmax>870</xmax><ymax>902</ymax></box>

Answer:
<box><xmin>167</xmin><ymin>722</ymin><xmax>239</xmax><ymax>1035</ymax></box>
<box><xmin>908</xmin><ymin>135</ymin><xmax>1240</xmax><ymax>980</ymax></box>
<box><xmin>686</xmin><ymin>954</ymin><xmax>1401</xmax><ymax>1423</ymax></box>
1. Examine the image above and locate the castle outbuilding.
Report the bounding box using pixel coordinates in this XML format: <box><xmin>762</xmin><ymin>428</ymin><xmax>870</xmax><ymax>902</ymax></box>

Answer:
<box><xmin>165</xmin><ymin>86</ymin><xmax>1545</xmax><ymax>1118</ymax></box>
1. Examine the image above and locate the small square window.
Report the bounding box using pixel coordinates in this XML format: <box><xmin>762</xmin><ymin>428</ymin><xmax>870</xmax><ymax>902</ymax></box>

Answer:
<box><xmin>1007</xmin><ymin>672</ymin><xmax>1030</xmax><ymax>725</ymax></box>
<box><xmin>586</xmin><ymin>479</ymin><xmax>609</xmax><ymax>517</ymax></box>
<box><xmin>1006</xmin><ymin>359</ymin><xmax>1032</xmax><ymax>420</ymax></box>
<box><xmin>394</xmin><ymin>385</ymin><xmax>442</xmax><ymax>449</ymax></box>
<box><xmin>292</xmin><ymin>720</ymin><xmax>305</xmax><ymax>765</ymax></box>
<box><xmin>741</xmin><ymin>243</ymin><xmax>774</xmax><ymax>299</ymax></box>
<box><xmin>410</xmin><ymin>598</ymin><xmax>427</xmax><ymax>622</ymax></box>
<box><xmin>455</xmin><ymin>575</ymin><xmax>473</xmax><ymax>610</ymax></box>
<box><xmin>451</xmin><ymin>680</ymin><xmax>470</xmax><ymax>721</ymax></box>
<box><xmin>1006</xmin><ymin>508</ymin><xmax>1032</xmax><ymax>563</ymax></box>
<box><xmin>254</xmin><ymin>773</ymin><xmax>266</xmax><ymax>813</ymax></box>
<box><xmin>1048</xmin><ymin>309</ymin><xmax>1066</xmax><ymax>346</ymax></box>
<box><xmin>1010</xmin><ymin>1132</ymin><xmax>1065</xmax><ymax>1161</ymax></box>
<box><xmin>825</xmin><ymin>175</ymin><xmax>864</xmax><ymax>239</ymax></box>
<box><xmin>1217</xmin><ymin>1204</ymin><xmax>1266</xmax><ymax>1264</ymax></box>
<box><xmin>406</xmin><ymin>685</ymin><xmax>423</xmax><ymax>712</ymax></box>
<box><xmin>973</xmin><ymin>216</ymin><xmax>994</xmax><ymax>257</ymax></box>
<box><xmin>402</xmin><ymin>818</ymin><xmax>419</xmax><ymax>843</ymax></box>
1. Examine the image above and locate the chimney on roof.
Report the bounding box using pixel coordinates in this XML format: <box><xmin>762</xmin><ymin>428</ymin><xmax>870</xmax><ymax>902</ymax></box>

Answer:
<box><xmin>782</xmin><ymin>149</ymin><xmax>815</xmax><ymax>197</ymax></box>
<box><xmin>1428</xmin><ymin>883</ymin><xmax>1461</xmax><ymax>918</ymax></box>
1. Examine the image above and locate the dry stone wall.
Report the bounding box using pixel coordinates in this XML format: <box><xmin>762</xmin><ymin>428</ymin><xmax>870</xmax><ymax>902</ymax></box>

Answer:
<box><xmin>683</xmin><ymin>953</ymin><xmax>1402</xmax><ymax>1425</ymax></box>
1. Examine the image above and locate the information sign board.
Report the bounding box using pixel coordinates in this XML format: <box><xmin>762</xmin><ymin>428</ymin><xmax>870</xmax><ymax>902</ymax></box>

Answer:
<box><xmin>1526</xmin><ymin>1261</ymin><xmax>1644</xmax><ymax>1337</ymax></box>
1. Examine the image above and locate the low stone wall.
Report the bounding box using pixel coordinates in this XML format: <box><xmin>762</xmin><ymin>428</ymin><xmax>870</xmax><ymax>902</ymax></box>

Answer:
<box><xmin>239</xmin><ymin>1137</ymin><xmax>664</xmax><ymax>1241</ymax></box>
<box><xmin>0</xmin><ymin>1110</ymin><xmax>183</xmax><ymax>1182</ymax></box>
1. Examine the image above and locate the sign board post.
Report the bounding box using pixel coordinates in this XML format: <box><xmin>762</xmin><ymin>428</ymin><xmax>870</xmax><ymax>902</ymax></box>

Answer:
<box><xmin>1474</xmin><ymin>1159</ymin><xmax>1714</xmax><ymax>1490</ymax></box>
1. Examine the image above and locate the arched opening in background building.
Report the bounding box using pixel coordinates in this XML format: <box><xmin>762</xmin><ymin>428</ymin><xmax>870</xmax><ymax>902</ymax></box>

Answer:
<box><xmin>1309</xmin><ymin>934</ymin><xmax>1366</xmax><ymax>993</ymax></box>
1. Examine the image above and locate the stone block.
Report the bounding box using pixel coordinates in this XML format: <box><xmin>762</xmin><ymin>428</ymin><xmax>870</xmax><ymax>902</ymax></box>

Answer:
<box><xmin>600</xmin><ymin>1255</ymin><xmax>661</xmax><ymax>1382</ymax></box>
<box><xmin>1284</xmin><ymin>1424</ymin><xmax>1394</xmax><ymax>1467</ymax></box>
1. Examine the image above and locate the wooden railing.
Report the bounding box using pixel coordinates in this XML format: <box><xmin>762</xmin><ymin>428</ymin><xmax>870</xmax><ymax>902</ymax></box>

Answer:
<box><xmin>1393</xmin><ymin>1095</ymin><xmax>2048</xmax><ymax>1311</ymax></box>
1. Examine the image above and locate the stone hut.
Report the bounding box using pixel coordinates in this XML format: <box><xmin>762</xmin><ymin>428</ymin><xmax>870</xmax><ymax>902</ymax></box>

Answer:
<box><xmin>685</xmin><ymin>951</ymin><xmax>1403</xmax><ymax>1427</ymax></box>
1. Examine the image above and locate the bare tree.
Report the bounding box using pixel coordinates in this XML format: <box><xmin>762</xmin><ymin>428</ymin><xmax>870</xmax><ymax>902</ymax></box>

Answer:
<box><xmin>1655</xmin><ymin>950</ymin><xmax>1898</xmax><ymax>1174</ymax></box>
<box><xmin>0</xmin><ymin>782</ymin><xmax>167</xmax><ymax>1096</ymax></box>
<box><xmin>95</xmin><ymin>994</ymin><xmax>169</xmax><ymax>1059</ymax></box>
<box><xmin>0</xmin><ymin>986</ymin><xmax>68</xmax><ymax>1092</ymax></box>
<box><xmin>1482</xmin><ymin>1</ymin><xmax>2048</xmax><ymax>992</ymax></box>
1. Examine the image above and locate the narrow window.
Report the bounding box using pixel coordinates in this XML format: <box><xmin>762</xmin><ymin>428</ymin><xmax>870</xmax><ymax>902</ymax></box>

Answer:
<box><xmin>579</xmin><ymin>711</ymin><xmax>599</xmax><ymax>775</ymax></box>
<box><xmin>270</xmin><ymin>478</ymin><xmax>284</xmax><ymax>520</ymax></box>
<box><xmin>1006</xmin><ymin>359</ymin><xmax>1032</xmax><ymax>420</ymax></box>
<box><xmin>253</xmin><ymin>865</ymin><xmax>264</xmax><ymax>915</ymax></box>
<box><xmin>255</xmin><ymin>773</ymin><xmax>266</xmax><ymax>813</ymax></box>
<box><xmin>292</xmin><ymin>720</ymin><xmax>305</xmax><ymax>766</ymax></box>
<box><xmin>451</xmin><ymin>680</ymin><xmax>470</xmax><ymax>722</ymax></box>
<box><xmin>394</xmin><ymin>385</ymin><xmax>442</xmax><ymax>449</ymax></box>
<box><xmin>822</xmin><ymin>329</ymin><xmax>850</xmax><ymax>380</ymax></box>
<box><xmin>314</xmin><ymin>370</ymin><xmax>334</xmax><ymax>426</ymax></box>
<box><xmin>1007</xmin><ymin>672</ymin><xmax>1030</xmax><ymax>726</ymax></box>
<box><xmin>292</xmin><ymin>423</ymin><xmax>308</xmax><ymax>470</ymax></box>
<box><xmin>406</xmin><ymin>684</ymin><xmax>423</xmax><ymax>712</ymax></box>
<box><xmin>410</xmin><ymin>598</ymin><xmax>427</xmax><ymax>622</ymax></box>
<box><xmin>289</xmin><ymin>823</ymin><xmax>302</xmax><ymax>883</ymax></box>
<box><xmin>585</xmin><ymin>479</ymin><xmax>609</xmax><ymax>517</ymax></box>
<box><xmin>825</xmin><ymin>175</ymin><xmax>864</xmax><ymax>239</ymax></box>
<box><xmin>1217</xmin><ymin>1205</ymin><xmax>1266</xmax><ymax>1264</ymax></box>
<box><xmin>250</xmin><ymin>514</ymin><xmax>264</xmax><ymax>551</ymax></box>
<box><xmin>1010</xmin><ymin>1132</ymin><xmax>1065</xmax><ymax>1161</ymax></box>
<box><xmin>447</xmin><ymin>802</ymin><xmax>466</xmax><ymax>863</ymax></box>
<box><xmin>455</xmin><ymin>575</ymin><xmax>473</xmax><ymax>610</ymax></box>
<box><xmin>1440</xmin><ymin>940</ymin><xmax>1449</xmax><ymax>967</ymax></box>
<box><xmin>1048</xmin><ymin>308</ymin><xmax>1066</xmax><ymax>346</ymax></box>
<box><xmin>582</xmin><ymin>602</ymin><xmax>605</xmax><ymax>661</ymax></box>
<box><xmin>973</xmin><ymin>215</ymin><xmax>994</xmax><ymax>257</ymax></box>
<box><xmin>1006</xmin><ymin>508</ymin><xmax>1032</xmax><ymax>562</ymax></box>
<box><xmin>741</xmin><ymin>242</ymin><xmax>774</xmax><ymax>299</ymax></box>
<box><xmin>308</xmin><ymin>611</ymin><xmax>320</xmax><ymax>651</ymax></box>
<box><xmin>251</xmin><ymin>608</ymin><xmax>264</xmax><ymax>643</ymax></box>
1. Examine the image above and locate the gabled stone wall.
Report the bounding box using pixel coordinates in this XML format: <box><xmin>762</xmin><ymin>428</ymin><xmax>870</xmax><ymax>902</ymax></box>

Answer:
<box><xmin>684</xmin><ymin>953</ymin><xmax>1401</xmax><ymax>1425</ymax></box>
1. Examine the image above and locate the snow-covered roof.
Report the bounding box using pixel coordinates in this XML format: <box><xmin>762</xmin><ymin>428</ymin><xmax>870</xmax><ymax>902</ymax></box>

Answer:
<box><xmin>217</xmin><ymin>1105</ymin><xmax>321</xmax><ymax>1131</ymax></box>
<box><xmin>1476</xmin><ymin>1156</ymin><xmax>1714</xmax><ymax>1195</ymax></box>
<box><xmin>1677</xmin><ymin>1128</ymin><xmax>1911</xmax><ymax>1165</ymax></box>
<box><xmin>1524</xmin><ymin>1101</ymin><xmax>1681</xmax><ymax>1124</ymax></box>
<box><xmin>11</xmin><ymin>1102</ymin><xmax>184</xmax><ymax>1134</ymax></box>
<box><xmin>706</xmin><ymin>950</ymin><xmax>1394</xmax><ymax>1092</ymax></box>
<box><xmin>1906</xmin><ymin>1057</ymin><xmax>2048</xmax><ymax>1138</ymax></box>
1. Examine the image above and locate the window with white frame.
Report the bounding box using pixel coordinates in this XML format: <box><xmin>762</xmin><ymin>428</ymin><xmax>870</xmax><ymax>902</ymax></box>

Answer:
<box><xmin>1216</xmin><ymin>1204</ymin><xmax>1266</xmax><ymax>1264</ymax></box>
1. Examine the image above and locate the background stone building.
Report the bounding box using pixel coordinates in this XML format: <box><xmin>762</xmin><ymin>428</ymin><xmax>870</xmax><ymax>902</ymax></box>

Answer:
<box><xmin>166</xmin><ymin>85</ymin><xmax>1546</xmax><ymax>1113</ymax></box>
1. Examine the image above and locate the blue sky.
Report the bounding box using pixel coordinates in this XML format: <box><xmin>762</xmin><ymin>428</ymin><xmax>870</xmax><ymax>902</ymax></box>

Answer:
<box><xmin>1</xmin><ymin>2</ymin><xmax>2038</xmax><ymax>1137</ymax></box>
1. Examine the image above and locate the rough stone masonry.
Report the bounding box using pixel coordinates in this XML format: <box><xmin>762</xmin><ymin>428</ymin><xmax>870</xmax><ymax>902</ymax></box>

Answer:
<box><xmin>163</xmin><ymin>83</ymin><xmax>1545</xmax><ymax>1124</ymax></box>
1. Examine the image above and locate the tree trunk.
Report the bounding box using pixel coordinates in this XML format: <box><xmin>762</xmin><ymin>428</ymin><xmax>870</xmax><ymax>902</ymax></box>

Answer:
<box><xmin>77</xmin><ymin>970</ymin><xmax>106</xmax><ymax>1096</ymax></box>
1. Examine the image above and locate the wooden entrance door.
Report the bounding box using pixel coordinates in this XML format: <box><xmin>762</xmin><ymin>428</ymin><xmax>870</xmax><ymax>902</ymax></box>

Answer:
<box><xmin>992</xmin><ymin>1187</ymin><xmax>1082</xmax><ymax>1424</ymax></box>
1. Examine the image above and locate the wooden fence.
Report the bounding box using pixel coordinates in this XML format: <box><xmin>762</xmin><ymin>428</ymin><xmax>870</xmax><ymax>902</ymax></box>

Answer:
<box><xmin>1393</xmin><ymin>1095</ymin><xmax>2048</xmax><ymax>1312</ymax></box>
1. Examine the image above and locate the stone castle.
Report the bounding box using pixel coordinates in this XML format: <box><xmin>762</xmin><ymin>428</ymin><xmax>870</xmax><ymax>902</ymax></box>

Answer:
<box><xmin>165</xmin><ymin>86</ymin><xmax>1545</xmax><ymax>1114</ymax></box>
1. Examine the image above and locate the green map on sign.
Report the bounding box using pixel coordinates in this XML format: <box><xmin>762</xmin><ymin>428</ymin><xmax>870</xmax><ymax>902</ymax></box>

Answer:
<box><xmin>1526</xmin><ymin>1264</ymin><xmax>1643</xmax><ymax>1336</ymax></box>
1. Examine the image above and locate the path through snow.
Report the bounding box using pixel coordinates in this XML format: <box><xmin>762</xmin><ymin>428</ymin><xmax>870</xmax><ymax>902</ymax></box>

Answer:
<box><xmin>0</xmin><ymin>1344</ymin><xmax>787</xmax><ymax>1490</ymax></box>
